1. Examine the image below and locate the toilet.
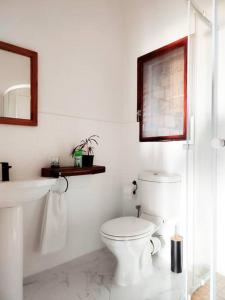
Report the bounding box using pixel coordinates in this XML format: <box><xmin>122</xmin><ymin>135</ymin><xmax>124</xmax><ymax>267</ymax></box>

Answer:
<box><xmin>100</xmin><ymin>171</ymin><xmax>181</xmax><ymax>286</ymax></box>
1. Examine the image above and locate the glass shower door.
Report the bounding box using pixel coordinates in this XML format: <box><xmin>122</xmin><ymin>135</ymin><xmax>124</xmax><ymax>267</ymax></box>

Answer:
<box><xmin>215</xmin><ymin>0</ymin><xmax>225</xmax><ymax>299</ymax></box>
<box><xmin>186</xmin><ymin>0</ymin><xmax>213</xmax><ymax>299</ymax></box>
<box><xmin>187</xmin><ymin>0</ymin><xmax>225</xmax><ymax>299</ymax></box>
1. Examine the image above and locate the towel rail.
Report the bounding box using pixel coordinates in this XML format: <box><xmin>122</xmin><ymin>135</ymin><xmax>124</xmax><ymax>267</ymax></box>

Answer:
<box><xmin>59</xmin><ymin>172</ymin><xmax>69</xmax><ymax>193</ymax></box>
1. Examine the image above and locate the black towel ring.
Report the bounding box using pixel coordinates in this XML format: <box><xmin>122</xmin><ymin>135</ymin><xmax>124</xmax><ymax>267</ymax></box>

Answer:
<box><xmin>59</xmin><ymin>173</ymin><xmax>69</xmax><ymax>193</ymax></box>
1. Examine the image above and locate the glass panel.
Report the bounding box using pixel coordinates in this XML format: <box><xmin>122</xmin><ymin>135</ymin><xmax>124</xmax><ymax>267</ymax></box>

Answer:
<box><xmin>0</xmin><ymin>49</ymin><xmax>31</xmax><ymax>120</ymax></box>
<box><xmin>216</xmin><ymin>0</ymin><xmax>225</xmax><ymax>299</ymax></box>
<box><xmin>187</xmin><ymin>1</ymin><xmax>213</xmax><ymax>299</ymax></box>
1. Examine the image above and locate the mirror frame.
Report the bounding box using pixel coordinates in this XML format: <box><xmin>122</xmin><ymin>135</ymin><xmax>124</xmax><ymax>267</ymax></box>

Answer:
<box><xmin>0</xmin><ymin>41</ymin><xmax>38</xmax><ymax>126</ymax></box>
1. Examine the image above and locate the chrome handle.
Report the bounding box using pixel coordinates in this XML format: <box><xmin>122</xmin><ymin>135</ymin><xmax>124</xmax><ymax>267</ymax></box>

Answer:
<box><xmin>211</xmin><ymin>138</ymin><xmax>225</xmax><ymax>149</ymax></box>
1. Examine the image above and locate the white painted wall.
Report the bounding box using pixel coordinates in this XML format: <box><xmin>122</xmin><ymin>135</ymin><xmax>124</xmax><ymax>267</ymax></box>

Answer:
<box><xmin>1</xmin><ymin>0</ymin><xmax>225</xmax><ymax>283</ymax></box>
<box><xmin>121</xmin><ymin>0</ymin><xmax>225</xmax><ymax>283</ymax></box>
<box><xmin>120</xmin><ymin>0</ymin><xmax>213</xmax><ymax>285</ymax></box>
<box><xmin>0</xmin><ymin>0</ymin><xmax>191</xmax><ymax>277</ymax></box>
<box><xmin>120</xmin><ymin>0</ymin><xmax>188</xmax><ymax>229</ymax></box>
<box><xmin>0</xmin><ymin>0</ymin><xmax>124</xmax><ymax>277</ymax></box>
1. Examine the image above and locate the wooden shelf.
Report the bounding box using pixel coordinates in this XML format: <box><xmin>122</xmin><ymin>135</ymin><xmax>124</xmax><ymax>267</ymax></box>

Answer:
<box><xmin>41</xmin><ymin>165</ymin><xmax>106</xmax><ymax>178</ymax></box>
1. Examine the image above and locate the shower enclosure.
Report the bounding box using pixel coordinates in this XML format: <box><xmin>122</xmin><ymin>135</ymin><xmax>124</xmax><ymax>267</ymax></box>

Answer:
<box><xmin>186</xmin><ymin>0</ymin><xmax>225</xmax><ymax>299</ymax></box>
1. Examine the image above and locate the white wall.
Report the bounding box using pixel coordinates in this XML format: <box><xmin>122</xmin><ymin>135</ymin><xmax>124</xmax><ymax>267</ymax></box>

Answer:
<box><xmin>1</xmin><ymin>0</ymin><xmax>225</xmax><ymax>282</ymax></box>
<box><xmin>121</xmin><ymin>0</ymin><xmax>188</xmax><ymax>224</ymax></box>
<box><xmin>0</xmin><ymin>0</ymin><xmax>124</xmax><ymax>277</ymax></box>
<box><xmin>0</xmin><ymin>0</ymin><xmax>190</xmax><ymax>277</ymax></box>
<box><xmin>120</xmin><ymin>0</ymin><xmax>225</xmax><ymax>282</ymax></box>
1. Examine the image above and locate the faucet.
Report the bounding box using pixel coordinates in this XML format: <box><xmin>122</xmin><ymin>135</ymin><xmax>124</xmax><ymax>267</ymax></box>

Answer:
<box><xmin>0</xmin><ymin>162</ymin><xmax>12</xmax><ymax>181</ymax></box>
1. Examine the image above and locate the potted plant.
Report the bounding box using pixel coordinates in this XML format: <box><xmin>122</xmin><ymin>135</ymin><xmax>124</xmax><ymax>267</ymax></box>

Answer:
<box><xmin>72</xmin><ymin>135</ymin><xmax>99</xmax><ymax>168</ymax></box>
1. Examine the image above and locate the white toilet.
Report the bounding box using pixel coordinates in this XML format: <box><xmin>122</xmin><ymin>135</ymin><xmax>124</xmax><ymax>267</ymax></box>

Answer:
<box><xmin>100</xmin><ymin>171</ymin><xmax>181</xmax><ymax>286</ymax></box>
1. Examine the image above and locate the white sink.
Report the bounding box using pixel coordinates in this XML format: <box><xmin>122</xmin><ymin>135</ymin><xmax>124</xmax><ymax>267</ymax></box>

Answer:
<box><xmin>0</xmin><ymin>178</ymin><xmax>57</xmax><ymax>208</ymax></box>
<box><xmin>0</xmin><ymin>178</ymin><xmax>57</xmax><ymax>300</ymax></box>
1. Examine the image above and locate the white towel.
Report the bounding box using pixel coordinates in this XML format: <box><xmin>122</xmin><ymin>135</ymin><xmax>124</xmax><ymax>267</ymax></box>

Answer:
<box><xmin>40</xmin><ymin>190</ymin><xmax>68</xmax><ymax>254</ymax></box>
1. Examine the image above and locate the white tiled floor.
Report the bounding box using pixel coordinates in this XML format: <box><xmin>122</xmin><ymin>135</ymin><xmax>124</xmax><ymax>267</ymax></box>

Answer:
<box><xmin>191</xmin><ymin>273</ymin><xmax>225</xmax><ymax>300</ymax></box>
<box><xmin>24</xmin><ymin>248</ymin><xmax>186</xmax><ymax>300</ymax></box>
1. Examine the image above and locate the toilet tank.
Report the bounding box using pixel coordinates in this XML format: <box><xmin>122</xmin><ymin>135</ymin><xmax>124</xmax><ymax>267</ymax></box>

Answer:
<box><xmin>138</xmin><ymin>171</ymin><xmax>181</xmax><ymax>221</ymax></box>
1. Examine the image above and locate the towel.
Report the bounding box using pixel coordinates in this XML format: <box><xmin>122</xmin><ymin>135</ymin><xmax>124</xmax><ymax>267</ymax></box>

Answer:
<box><xmin>40</xmin><ymin>190</ymin><xmax>68</xmax><ymax>254</ymax></box>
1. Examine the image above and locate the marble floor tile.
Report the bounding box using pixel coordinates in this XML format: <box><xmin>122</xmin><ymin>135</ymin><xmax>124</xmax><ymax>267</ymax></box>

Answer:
<box><xmin>24</xmin><ymin>248</ymin><xmax>186</xmax><ymax>300</ymax></box>
<box><xmin>191</xmin><ymin>273</ymin><xmax>225</xmax><ymax>300</ymax></box>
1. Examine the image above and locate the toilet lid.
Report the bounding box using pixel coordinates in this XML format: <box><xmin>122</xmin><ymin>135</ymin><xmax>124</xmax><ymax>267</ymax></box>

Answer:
<box><xmin>100</xmin><ymin>216</ymin><xmax>156</xmax><ymax>238</ymax></box>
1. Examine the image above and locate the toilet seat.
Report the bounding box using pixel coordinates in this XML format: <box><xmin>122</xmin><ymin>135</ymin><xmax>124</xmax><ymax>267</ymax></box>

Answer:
<box><xmin>100</xmin><ymin>216</ymin><xmax>156</xmax><ymax>241</ymax></box>
<box><xmin>101</xmin><ymin>230</ymin><xmax>152</xmax><ymax>241</ymax></box>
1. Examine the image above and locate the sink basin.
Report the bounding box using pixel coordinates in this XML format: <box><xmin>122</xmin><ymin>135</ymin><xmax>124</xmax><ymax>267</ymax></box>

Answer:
<box><xmin>0</xmin><ymin>178</ymin><xmax>57</xmax><ymax>208</ymax></box>
<box><xmin>0</xmin><ymin>177</ymin><xmax>57</xmax><ymax>300</ymax></box>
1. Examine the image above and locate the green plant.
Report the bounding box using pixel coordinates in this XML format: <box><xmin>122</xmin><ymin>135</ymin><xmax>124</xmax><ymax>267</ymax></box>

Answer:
<box><xmin>72</xmin><ymin>135</ymin><xmax>99</xmax><ymax>157</ymax></box>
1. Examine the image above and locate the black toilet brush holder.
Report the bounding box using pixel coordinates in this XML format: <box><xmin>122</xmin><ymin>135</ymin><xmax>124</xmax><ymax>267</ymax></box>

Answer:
<box><xmin>171</xmin><ymin>234</ymin><xmax>183</xmax><ymax>273</ymax></box>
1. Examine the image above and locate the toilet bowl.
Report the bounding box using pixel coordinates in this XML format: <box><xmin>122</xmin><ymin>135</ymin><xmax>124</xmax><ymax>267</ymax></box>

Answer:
<box><xmin>100</xmin><ymin>171</ymin><xmax>181</xmax><ymax>286</ymax></box>
<box><xmin>100</xmin><ymin>216</ymin><xmax>157</xmax><ymax>286</ymax></box>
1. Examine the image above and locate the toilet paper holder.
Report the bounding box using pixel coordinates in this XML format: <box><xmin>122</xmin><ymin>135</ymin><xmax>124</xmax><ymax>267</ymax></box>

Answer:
<box><xmin>132</xmin><ymin>180</ymin><xmax>138</xmax><ymax>195</ymax></box>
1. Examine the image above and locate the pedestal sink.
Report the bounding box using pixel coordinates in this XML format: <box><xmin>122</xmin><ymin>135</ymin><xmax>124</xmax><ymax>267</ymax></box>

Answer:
<box><xmin>0</xmin><ymin>178</ymin><xmax>57</xmax><ymax>300</ymax></box>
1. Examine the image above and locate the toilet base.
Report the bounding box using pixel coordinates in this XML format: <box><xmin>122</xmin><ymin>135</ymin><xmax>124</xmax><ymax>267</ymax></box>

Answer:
<box><xmin>102</xmin><ymin>235</ymin><xmax>153</xmax><ymax>286</ymax></box>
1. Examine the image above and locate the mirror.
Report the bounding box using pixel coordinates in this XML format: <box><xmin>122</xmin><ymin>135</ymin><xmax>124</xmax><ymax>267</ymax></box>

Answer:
<box><xmin>0</xmin><ymin>41</ymin><xmax>37</xmax><ymax>126</ymax></box>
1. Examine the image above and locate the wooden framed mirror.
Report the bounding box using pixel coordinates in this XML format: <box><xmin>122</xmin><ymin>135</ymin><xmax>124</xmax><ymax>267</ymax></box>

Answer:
<box><xmin>0</xmin><ymin>41</ymin><xmax>38</xmax><ymax>126</ymax></box>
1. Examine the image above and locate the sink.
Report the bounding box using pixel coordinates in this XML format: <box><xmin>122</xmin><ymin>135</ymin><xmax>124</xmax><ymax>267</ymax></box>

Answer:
<box><xmin>0</xmin><ymin>178</ymin><xmax>57</xmax><ymax>208</ymax></box>
<box><xmin>0</xmin><ymin>178</ymin><xmax>57</xmax><ymax>300</ymax></box>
